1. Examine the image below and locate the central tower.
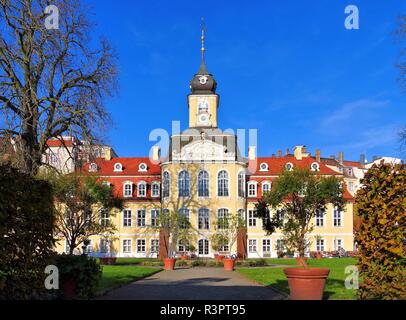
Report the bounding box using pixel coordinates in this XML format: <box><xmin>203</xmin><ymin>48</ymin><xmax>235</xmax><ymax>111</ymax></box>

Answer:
<box><xmin>188</xmin><ymin>24</ymin><xmax>219</xmax><ymax>128</ymax></box>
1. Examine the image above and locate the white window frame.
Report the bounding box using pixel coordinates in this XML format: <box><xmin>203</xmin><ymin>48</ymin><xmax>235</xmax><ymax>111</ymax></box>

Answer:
<box><xmin>123</xmin><ymin>209</ymin><xmax>132</xmax><ymax>227</ymax></box>
<box><xmin>315</xmin><ymin>209</ymin><xmax>325</xmax><ymax>227</ymax></box>
<box><xmin>163</xmin><ymin>171</ymin><xmax>170</xmax><ymax>198</ymax></box>
<box><xmin>316</xmin><ymin>238</ymin><xmax>325</xmax><ymax>252</ymax></box>
<box><xmin>310</xmin><ymin>162</ymin><xmax>320</xmax><ymax>172</ymax></box>
<box><xmin>248</xmin><ymin>239</ymin><xmax>257</xmax><ymax>253</ymax></box>
<box><xmin>198</xmin><ymin>239</ymin><xmax>209</xmax><ymax>255</ymax></box>
<box><xmin>248</xmin><ymin>210</ymin><xmax>257</xmax><ymax>227</ymax></box>
<box><xmin>150</xmin><ymin>209</ymin><xmax>160</xmax><ymax>227</ymax></box>
<box><xmin>333</xmin><ymin>207</ymin><xmax>343</xmax><ymax>227</ymax></box>
<box><xmin>89</xmin><ymin>163</ymin><xmax>98</xmax><ymax>172</ymax></box>
<box><xmin>237</xmin><ymin>171</ymin><xmax>245</xmax><ymax>198</ymax></box>
<box><xmin>217</xmin><ymin>170</ymin><xmax>229</xmax><ymax>197</ymax></box>
<box><xmin>122</xmin><ymin>239</ymin><xmax>132</xmax><ymax>253</ymax></box>
<box><xmin>123</xmin><ymin>182</ymin><xmax>133</xmax><ymax>198</ymax></box>
<box><xmin>261</xmin><ymin>181</ymin><xmax>271</xmax><ymax>195</ymax></box>
<box><xmin>285</xmin><ymin>162</ymin><xmax>294</xmax><ymax>171</ymax></box>
<box><xmin>151</xmin><ymin>182</ymin><xmax>160</xmax><ymax>198</ymax></box>
<box><xmin>217</xmin><ymin>208</ymin><xmax>229</xmax><ymax>229</ymax></box>
<box><xmin>137</xmin><ymin>239</ymin><xmax>146</xmax><ymax>253</ymax></box>
<box><xmin>333</xmin><ymin>238</ymin><xmax>344</xmax><ymax>251</ymax></box>
<box><xmin>262</xmin><ymin>239</ymin><xmax>271</xmax><ymax>253</ymax></box>
<box><xmin>137</xmin><ymin>209</ymin><xmax>146</xmax><ymax>227</ymax></box>
<box><xmin>198</xmin><ymin>208</ymin><xmax>210</xmax><ymax>230</ymax></box>
<box><xmin>150</xmin><ymin>239</ymin><xmax>159</xmax><ymax>253</ymax></box>
<box><xmin>197</xmin><ymin>170</ymin><xmax>210</xmax><ymax>198</ymax></box>
<box><xmin>178</xmin><ymin>170</ymin><xmax>190</xmax><ymax>197</ymax></box>
<box><xmin>137</xmin><ymin>181</ymin><xmax>147</xmax><ymax>198</ymax></box>
<box><xmin>247</xmin><ymin>181</ymin><xmax>257</xmax><ymax>198</ymax></box>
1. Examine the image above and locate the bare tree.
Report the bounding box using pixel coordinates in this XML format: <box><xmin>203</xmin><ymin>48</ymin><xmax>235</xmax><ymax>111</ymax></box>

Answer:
<box><xmin>396</xmin><ymin>16</ymin><xmax>406</xmax><ymax>158</ymax></box>
<box><xmin>0</xmin><ymin>0</ymin><xmax>117</xmax><ymax>175</ymax></box>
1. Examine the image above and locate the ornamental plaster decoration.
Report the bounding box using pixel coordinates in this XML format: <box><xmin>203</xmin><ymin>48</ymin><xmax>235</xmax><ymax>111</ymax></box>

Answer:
<box><xmin>172</xmin><ymin>139</ymin><xmax>235</xmax><ymax>161</ymax></box>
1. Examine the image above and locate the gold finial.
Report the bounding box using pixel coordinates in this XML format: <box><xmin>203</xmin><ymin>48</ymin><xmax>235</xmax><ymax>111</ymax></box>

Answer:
<box><xmin>201</xmin><ymin>17</ymin><xmax>206</xmax><ymax>63</ymax></box>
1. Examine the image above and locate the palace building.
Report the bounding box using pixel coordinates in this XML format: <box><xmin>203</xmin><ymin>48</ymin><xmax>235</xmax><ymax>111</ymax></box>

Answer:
<box><xmin>53</xmin><ymin>31</ymin><xmax>393</xmax><ymax>259</ymax></box>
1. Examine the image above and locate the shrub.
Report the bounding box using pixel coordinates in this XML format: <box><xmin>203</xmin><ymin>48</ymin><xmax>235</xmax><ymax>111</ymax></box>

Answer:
<box><xmin>0</xmin><ymin>165</ymin><xmax>55</xmax><ymax>300</ymax></box>
<box><xmin>175</xmin><ymin>260</ymin><xmax>188</xmax><ymax>267</ymax></box>
<box><xmin>53</xmin><ymin>254</ymin><xmax>102</xmax><ymax>299</ymax></box>
<box><xmin>355</xmin><ymin>162</ymin><xmax>406</xmax><ymax>300</ymax></box>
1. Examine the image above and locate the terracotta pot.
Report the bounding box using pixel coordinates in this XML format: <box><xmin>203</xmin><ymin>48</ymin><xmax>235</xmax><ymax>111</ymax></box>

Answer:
<box><xmin>61</xmin><ymin>277</ymin><xmax>77</xmax><ymax>300</ymax></box>
<box><xmin>180</xmin><ymin>255</ymin><xmax>188</xmax><ymax>261</ymax></box>
<box><xmin>316</xmin><ymin>252</ymin><xmax>322</xmax><ymax>260</ymax></box>
<box><xmin>214</xmin><ymin>254</ymin><xmax>224</xmax><ymax>262</ymax></box>
<box><xmin>223</xmin><ymin>258</ymin><xmax>235</xmax><ymax>271</ymax></box>
<box><xmin>284</xmin><ymin>268</ymin><xmax>330</xmax><ymax>300</ymax></box>
<box><xmin>164</xmin><ymin>258</ymin><xmax>176</xmax><ymax>270</ymax></box>
<box><xmin>295</xmin><ymin>257</ymin><xmax>308</xmax><ymax>267</ymax></box>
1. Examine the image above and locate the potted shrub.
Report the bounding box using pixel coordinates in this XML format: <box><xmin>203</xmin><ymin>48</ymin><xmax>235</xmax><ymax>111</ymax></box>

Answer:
<box><xmin>210</xmin><ymin>233</ymin><xmax>228</xmax><ymax>262</ymax></box>
<box><xmin>154</xmin><ymin>209</ymin><xmax>195</xmax><ymax>271</ymax></box>
<box><xmin>256</xmin><ymin>167</ymin><xmax>344</xmax><ymax>300</ymax></box>
<box><xmin>213</xmin><ymin>214</ymin><xmax>245</xmax><ymax>271</ymax></box>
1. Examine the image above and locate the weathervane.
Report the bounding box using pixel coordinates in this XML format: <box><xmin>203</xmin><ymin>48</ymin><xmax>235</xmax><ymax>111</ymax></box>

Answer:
<box><xmin>201</xmin><ymin>17</ymin><xmax>206</xmax><ymax>63</ymax></box>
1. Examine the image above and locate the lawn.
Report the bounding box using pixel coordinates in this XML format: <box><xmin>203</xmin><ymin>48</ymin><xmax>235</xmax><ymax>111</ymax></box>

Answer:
<box><xmin>97</xmin><ymin>265</ymin><xmax>162</xmax><ymax>293</ymax></box>
<box><xmin>238</xmin><ymin>258</ymin><xmax>358</xmax><ymax>300</ymax></box>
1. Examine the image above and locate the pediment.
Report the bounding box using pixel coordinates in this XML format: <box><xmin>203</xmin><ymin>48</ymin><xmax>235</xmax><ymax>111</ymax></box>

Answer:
<box><xmin>172</xmin><ymin>139</ymin><xmax>235</xmax><ymax>161</ymax></box>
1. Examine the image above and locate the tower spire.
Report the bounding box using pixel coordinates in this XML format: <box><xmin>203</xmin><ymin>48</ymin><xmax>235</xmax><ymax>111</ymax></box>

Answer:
<box><xmin>198</xmin><ymin>17</ymin><xmax>208</xmax><ymax>74</ymax></box>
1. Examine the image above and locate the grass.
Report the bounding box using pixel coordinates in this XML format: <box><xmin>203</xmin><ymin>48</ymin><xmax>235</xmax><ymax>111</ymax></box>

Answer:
<box><xmin>97</xmin><ymin>265</ymin><xmax>162</xmax><ymax>293</ymax></box>
<box><xmin>238</xmin><ymin>258</ymin><xmax>358</xmax><ymax>300</ymax></box>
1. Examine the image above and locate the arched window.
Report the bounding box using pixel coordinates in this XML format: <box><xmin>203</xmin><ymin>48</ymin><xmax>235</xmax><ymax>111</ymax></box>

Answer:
<box><xmin>163</xmin><ymin>172</ymin><xmax>170</xmax><ymax>198</ymax></box>
<box><xmin>198</xmin><ymin>239</ymin><xmax>209</xmax><ymax>255</ymax></box>
<box><xmin>217</xmin><ymin>208</ymin><xmax>229</xmax><ymax>229</ymax></box>
<box><xmin>248</xmin><ymin>182</ymin><xmax>257</xmax><ymax>197</ymax></box>
<box><xmin>137</xmin><ymin>182</ymin><xmax>146</xmax><ymax>197</ymax></box>
<box><xmin>178</xmin><ymin>170</ymin><xmax>190</xmax><ymax>197</ymax></box>
<box><xmin>198</xmin><ymin>208</ymin><xmax>210</xmax><ymax>230</ymax></box>
<box><xmin>151</xmin><ymin>182</ymin><xmax>160</xmax><ymax>197</ymax></box>
<box><xmin>238</xmin><ymin>209</ymin><xmax>245</xmax><ymax>221</ymax></box>
<box><xmin>262</xmin><ymin>181</ymin><xmax>271</xmax><ymax>195</ymax></box>
<box><xmin>238</xmin><ymin>172</ymin><xmax>245</xmax><ymax>197</ymax></box>
<box><xmin>123</xmin><ymin>182</ymin><xmax>133</xmax><ymax>198</ymax></box>
<box><xmin>198</xmin><ymin>170</ymin><xmax>209</xmax><ymax>197</ymax></box>
<box><xmin>217</xmin><ymin>170</ymin><xmax>229</xmax><ymax>197</ymax></box>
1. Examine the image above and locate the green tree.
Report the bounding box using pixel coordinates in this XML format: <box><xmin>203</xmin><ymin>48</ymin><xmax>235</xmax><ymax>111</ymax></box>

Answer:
<box><xmin>355</xmin><ymin>161</ymin><xmax>406</xmax><ymax>300</ymax></box>
<box><xmin>0</xmin><ymin>164</ymin><xmax>55</xmax><ymax>299</ymax></box>
<box><xmin>49</xmin><ymin>173</ymin><xmax>122</xmax><ymax>254</ymax></box>
<box><xmin>256</xmin><ymin>168</ymin><xmax>344</xmax><ymax>260</ymax></box>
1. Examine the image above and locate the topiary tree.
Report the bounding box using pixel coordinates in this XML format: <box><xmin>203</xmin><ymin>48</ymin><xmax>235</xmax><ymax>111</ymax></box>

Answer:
<box><xmin>355</xmin><ymin>161</ymin><xmax>406</xmax><ymax>300</ymax></box>
<box><xmin>256</xmin><ymin>167</ymin><xmax>344</xmax><ymax>262</ymax></box>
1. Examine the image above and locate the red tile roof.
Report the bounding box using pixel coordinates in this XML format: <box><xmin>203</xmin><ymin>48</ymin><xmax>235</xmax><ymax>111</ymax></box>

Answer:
<box><xmin>252</xmin><ymin>156</ymin><xmax>340</xmax><ymax>176</ymax></box>
<box><xmin>46</xmin><ymin>138</ymin><xmax>75</xmax><ymax>147</ymax></box>
<box><xmin>82</xmin><ymin>157</ymin><xmax>161</xmax><ymax>176</ymax></box>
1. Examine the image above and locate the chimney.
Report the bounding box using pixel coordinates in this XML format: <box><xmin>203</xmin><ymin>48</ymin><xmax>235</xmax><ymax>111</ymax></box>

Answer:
<box><xmin>248</xmin><ymin>146</ymin><xmax>256</xmax><ymax>161</ymax></box>
<box><xmin>338</xmin><ymin>151</ymin><xmax>344</xmax><ymax>164</ymax></box>
<box><xmin>286</xmin><ymin>148</ymin><xmax>290</xmax><ymax>156</ymax></box>
<box><xmin>294</xmin><ymin>145</ymin><xmax>308</xmax><ymax>160</ymax></box>
<box><xmin>360</xmin><ymin>154</ymin><xmax>366</xmax><ymax>168</ymax></box>
<box><xmin>277</xmin><ymin>150</ymin><xmax>282</xmax><ymax>158</ymax></box>
<box><xmin>316</xmin><ymin>149</ymin><xmax>321</xmax><ymax>162</ymax></box>
<box><xmin>104</xmin><ymin>147</ymin><xmax>112</xmax><ymax>161</ymax></box>
<box><xmin>330</xmin><ymin>155</ymin><xmax>335</xmax><ymax>160</ymax></box>
<box><xmin>152</xmin><ymin>145</ymin><xmax>161</xmax><ymax>162</ymax></box>
<box><xmin>271</xmin><ymin>153</ymin><xmax>275</xmax><ymax>158</ymax></box>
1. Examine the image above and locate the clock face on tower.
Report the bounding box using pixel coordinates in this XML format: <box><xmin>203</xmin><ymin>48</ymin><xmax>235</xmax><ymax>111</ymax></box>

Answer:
<box><xmin>198</xmin><ymin>113</ymin><xmax>210</xmax><ymax>126</ymax></box>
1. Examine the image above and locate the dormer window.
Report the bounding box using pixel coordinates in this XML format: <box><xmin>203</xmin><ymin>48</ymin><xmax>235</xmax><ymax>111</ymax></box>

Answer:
<box><xmin>310</xmin><ymin>162</ymin><xmax>320</xmax><ymax>172</ymax></box>
<box><xmin>285</xmin><ymin>162</ymin><xmax>294</xmax><ymax>171</ymax></box>
<box><xmin>259</xmin><ymin>163</ymin><xmax>269</xmax><ymax>172</ymax></box>
<box><xmin>262</xmin><ymin>181</ymin><xmax>271</xmax><ymax>195</ymax></box>
<box><xmin>138</xmin><ymin>163</ymin><xmax>148</xmax><ymax>172</ymax></box>
<box><xmin>114</xmin><ymin>163</ymin><xmax>123</xmax><ymax>172</ymax></box>
<box><xmin>137</xmin><ymin>182</ymin><xmax>147</xmax><ymax>197</ymax></box>
<box><xmin>89</xmin><ymin>163</ymin><xmax>98</xmax><ymax>172</ymax></box>
<box><xmin>247</xmin><ymin>181</ymin><xmax>257</xmax><ymax>197</ymax></box>
<box><xmin>123</xmin><ymin>182</ymin><xmax>133</xmax><ymax>198</ymax></box>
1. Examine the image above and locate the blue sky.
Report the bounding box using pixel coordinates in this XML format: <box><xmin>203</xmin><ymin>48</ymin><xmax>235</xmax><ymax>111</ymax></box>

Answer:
<box><xmin>86</xmin><ymin>0</ymin><xmax>406</xmax><ymax>162</ymax></box>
